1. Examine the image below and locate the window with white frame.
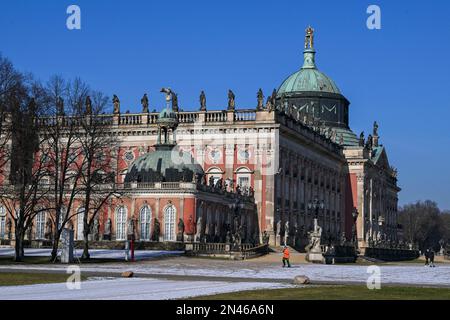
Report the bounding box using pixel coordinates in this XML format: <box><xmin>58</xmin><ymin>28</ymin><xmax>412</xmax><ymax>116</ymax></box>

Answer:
<box><xmin>0</xmin><ymin>206</ymin><xmax>6</xmax><ymax>239</ymax></box>
<box><xmin>238</xmin><ymin>176</ymin><xmax>250</xmax><ymax>188</ymax></box>
<box><xmin>77</xmin><ymin>208</ymin><xmax>85</xmax><ymax>240</ymax></box>
<box><xmin>140</xmin><ymin>205</ymin><xmax>151</xmax><ymax>241</ymax></box>
<box><xmin>116</xmin><ymin>206</ymin><xmax>127</xmax><ymax>240</ymax></box>
<box><xmin>36</xmin><ymin>211</ymin><xmax>46</xmax><ymax>239</ymax></box>
<box><xmin>235</xmin><ymin>167</ymin><xmax>252</xmax><ymax>188</ymax></box>
<box><xmin>163</xmin><ymin>206</ymin><xmax>176</xmax><ymax>241</ymax></box>
<box><xmin>206</xmin><ymin>167</ymin><xmax>222</xmax><ymax>186</ymax></box>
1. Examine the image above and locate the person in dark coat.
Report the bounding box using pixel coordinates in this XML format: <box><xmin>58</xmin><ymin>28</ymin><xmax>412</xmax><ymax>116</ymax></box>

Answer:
<box><xmin>424</xmin><ymin>248</ymin><xmax>430</xmax><ymax>266</ymax></box>
<box><xmin>429</xmin><ymin>248</ymin><xmax>435</xmax><ymax>267</ymax></box>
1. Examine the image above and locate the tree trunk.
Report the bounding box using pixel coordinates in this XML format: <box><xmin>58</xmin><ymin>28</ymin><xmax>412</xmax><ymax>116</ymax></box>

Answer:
<box><xmin>50</xmin><ymin>231</ymin><xmax>61</xmax><ymax>262</ymax></box>
<box><xmin>81</xmin><ymin>228</ymin><xmax>90</xmax><ymax>259</ymax></box>
<box><xmin>14</xmin><ymin>230</ymin><xmax>24</xmax><ymax>262</ymax></box>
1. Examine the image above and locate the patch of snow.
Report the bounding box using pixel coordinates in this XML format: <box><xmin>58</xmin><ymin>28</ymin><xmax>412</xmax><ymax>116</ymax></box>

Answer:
<box><xmin>0</xmin><ymin>278</ymin><xmax>292</xmax><ymax>300</ymax></box>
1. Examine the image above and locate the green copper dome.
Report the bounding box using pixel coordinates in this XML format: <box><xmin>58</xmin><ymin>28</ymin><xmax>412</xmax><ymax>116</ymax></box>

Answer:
<box><xmin>157</xmin><ymin>106</ymin><xmax>178</xmax><ymax>126</ymax></box>
<box><xmin>124</xmin><ymin>145</ymin><xmax>203</xmax><ymax>183</ymax></box>
<box><xmin>277</xmin><ymin>49</ymin><xmax>341</xmax><ymax>95</ymax></box>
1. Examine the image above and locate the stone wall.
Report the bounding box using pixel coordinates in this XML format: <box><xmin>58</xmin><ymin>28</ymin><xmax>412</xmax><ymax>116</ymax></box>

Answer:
<box><xmin>364</xmin><ymin>247</ymin><xmax>419</xmax><ymax>261</ymax></box>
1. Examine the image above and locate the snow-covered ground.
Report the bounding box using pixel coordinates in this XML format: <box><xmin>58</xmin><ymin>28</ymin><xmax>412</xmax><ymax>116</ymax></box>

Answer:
<box><xmin>1</xmin><ymin>261</ymin><xmax>450</xmax><ymax>287</ymax></box>
<box><xmin>0</xmin><ymin>277</ymin><xmax>292</xmax><ymax>300</ymax></box>
<box><xmin>0</xmin><ymin>248</ymin><xmax>183</xmax><ymax>260</ymax></box>
<box><xmin>1</xmin><ymin>248</ymin><xmax>450</xmax><ymax>294</ymax></box>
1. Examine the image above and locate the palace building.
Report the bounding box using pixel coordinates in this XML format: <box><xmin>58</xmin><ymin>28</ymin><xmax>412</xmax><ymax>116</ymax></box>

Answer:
<box><xmin>0</xmin><ymin>28</ymin><xmax>400</xmax><ymax>251</ymax></box>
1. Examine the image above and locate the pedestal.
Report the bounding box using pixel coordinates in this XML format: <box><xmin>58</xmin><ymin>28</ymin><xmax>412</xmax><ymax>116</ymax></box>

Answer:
<box><xmin>61</xmin><ymin>228</ymin><xmax>74</xmax><ymax>264</ymax></box>
<box><xmin>305</xmin><ymin>252</ymin><xmax>324</xmax><ymax>264</ymax></box>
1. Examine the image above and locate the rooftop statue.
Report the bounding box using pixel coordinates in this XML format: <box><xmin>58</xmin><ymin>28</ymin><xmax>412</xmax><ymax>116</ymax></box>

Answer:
<box><xmin>359</xmin><ymin>131</ymin><xmax>365</xmax><ymax>147</ymax></box>
<box><xmin>160</xmin><ymin>88</ymin><xmax>173</xmax><ymax>104</ymax></box>
<box><xmin>172</xmin><ymin>92</ymin><xmax>179</xmax><ymax>112</ymax></box>
<box><xmin>56</xmin><ymin>96</ymin><xmax>64</xmax><ymax>116</ymax></box>
<box><xmin>112</xmin><ymin>94</ymin><xmax>120</xmax><ymax>114</ymax></box>
<box><xmin>227</xmin><ymin>89</ymin><xmax>235</xmax><ymax>110</ymax></box>
<box><xmin>85</xmin><ymin>96</ymin><xmax>92</xmax><ymax>115</ymax></box>
<box><xmin>305</xmin><ymin>26</ymin><xmax>314</xmax><ymax>49</ymax></box>
<box><xmin>257</xmin><ymin>88</ymin><xmax>264</xmax><ymax>110</ymax></box>
<box><xmin>141</xmin><ymin>93</ymin><xmax>149</xmax><ymax>113</ymax></box>
<box><xmin>373</xmin><ymin>121</ymin><xmax>379</xmax><ymax>136</ymax></box>
<box><xmin>199</xmin><ymin>90</ymin><xmax>206</xmax><ymax>111</ymax></box>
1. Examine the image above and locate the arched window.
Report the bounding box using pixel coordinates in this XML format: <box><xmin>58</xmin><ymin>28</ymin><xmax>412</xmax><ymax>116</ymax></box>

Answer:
<box><xmin>206</xmin><ymin>167</ymin><xmax>223</xmax><ymax>186</ymax></box>
<box><xmin>116</xmin><ymin>206</ymin><xmax>127</xmax><ymax>240</ymax></box>
<box><xmin>0</xmin><ymin>206</ymin><xmax>6</xmax><ymax>239</ymax></box>
<box><xmin>235</xmin><ymin>167</ymin><xmax>252</xmax><ymax>188</ymax></box>
<box><xmin>139</xmin><ymin>205</ymin><xmax>152</xmax><ymax>241</ymax></box>
<box><xmin>77</xmin><ymin>208</ymin><xmax>85</xmax><ymax>240</ymax></box>
<box><xmin>163</xmin><ymin>206</ymin><xmax>176</xmax><ymax>242</ymax></box>
<box><xmin>36</xmin><ymin>211</ymin><xmax>46</xmax><ymax>240</ymax></box>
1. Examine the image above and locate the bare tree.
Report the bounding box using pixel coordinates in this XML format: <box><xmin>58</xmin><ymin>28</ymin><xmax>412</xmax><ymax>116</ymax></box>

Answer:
<box><xmin>44</xmin><ymin>76</ymin><xmax>89</xmax><ymax>261</ymax></box>
<box><xmin>0</xmin><ymin>54</ymin><xmax>24</xmax><ymax>176</ymax></box>
<box><xmin>399</xmin><ymin>200</ymin><xmax>447</xmax><ymax>251</ymax></box>
<box><xmin>0</xmin><ymin>59</ymin><xmax>51</xmax><ymax>261</ymax></box>
<box><xmin>77</xmin><ymin>91</ymin><xmax>121</xmax><ymax>259</ymax></box>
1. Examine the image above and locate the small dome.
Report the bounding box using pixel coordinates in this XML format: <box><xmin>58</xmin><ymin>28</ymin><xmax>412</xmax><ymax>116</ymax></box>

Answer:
<box><xmin>125</xmin><ymin>145</ymin><xmax>203</xmax><ymax>183</ymax></box>
<box><xmin>277</xmin><ymin>49</ymin><xmax>341</xmax><ymax>95</ymax></box>
<box><xmin>157</xmin><ymin>107</ymin><xmax>178</xmax><ymax>127</ymax></box>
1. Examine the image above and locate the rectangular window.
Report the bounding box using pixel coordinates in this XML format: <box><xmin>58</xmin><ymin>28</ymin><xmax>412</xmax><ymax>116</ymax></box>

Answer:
<box><xmin>238</xmin><ymin>177</ymin><xmax>249</xmax><ymax>187</ymax></box>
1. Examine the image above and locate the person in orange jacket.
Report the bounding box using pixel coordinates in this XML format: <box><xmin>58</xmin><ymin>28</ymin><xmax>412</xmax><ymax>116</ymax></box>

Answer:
<box><xmin>282</xmin><ymin>245</ymin><xmax>291</xmax><ymax>268</ymax></box>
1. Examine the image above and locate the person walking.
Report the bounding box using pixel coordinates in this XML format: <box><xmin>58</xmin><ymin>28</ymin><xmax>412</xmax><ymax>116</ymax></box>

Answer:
<box><xmin>282</xmin><ymin>246</ymin><xmax>291</xmax><ymax>268</ymax></box>
<box><xmin>424</xmin><ymin>248</ymin><xmax>430</xmax><ymax>266</ymax></box>
<box><xmin>429</xmin><ymin>248</ymin><xmax>435</xmax><ymax>267</ymax></box>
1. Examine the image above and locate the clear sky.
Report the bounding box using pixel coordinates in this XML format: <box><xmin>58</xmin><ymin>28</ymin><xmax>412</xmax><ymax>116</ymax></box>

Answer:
<box><xmin>1</xmin><ymin>0</ymin><xmax>449</xmax><ymax>209</ymax></box>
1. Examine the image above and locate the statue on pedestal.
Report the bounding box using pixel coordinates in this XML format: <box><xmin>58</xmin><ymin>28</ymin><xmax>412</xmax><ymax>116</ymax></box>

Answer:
<box><xmin>284</xmin><ymin>221</ymin><xmax>290</xmax><ymax>246</ymax></box>
<box><xmin>152</xmin><ymin>218</ymin><xmax>160</xmax><ymax>242</ymax></box>
<box><xmin>127</xmin><ymin>217</ymin><xmax>135</xmax><ymax>239</ymax></box>
<box><xmin>85</xmin><ymin>96</ymin><xmax>92</xmax><ymax>115</ymax></box>
<box><xmin>45</xmin><ymin>218</ymin><xmax>53</xmax><ymax>240</ymax></box>
<box><xmin>112</xmin><ymin>95</ymin><xmax>120</xmax><ymax>114</ymax></box>
<box><xmin>257</xmin><ymin>88</ymin><xmax>264</xmax><ymax>110</ymax></box>
<box><xmin>177</xmin><ymin>218</ymin><xmax>185</xmax><ymax>242</ymax></box>
<box><xmin>227</xmin><ymin>90</ymin><xmax>235</xmax><ymax>111</ymax></box>
<box><xmin>195</xmin><ymin>216</ymin><xmax>203</xmax><ymax>242</ymax></box>
<box><xmin>92</xmin><ymin>218</ymin><xmax>100</xmax><ymax>241</ymax></box>
<box><xmin>103</xmin><ymin>218</ymin><xmax>111</xmax><ymax>240</ymax></box>
<box><xmin>359</xmin><ymin>131</ymin><xmax>365</xmax><ymax>147</ymax></box>
<box><xmin>56</xmin><ymin>96</ymin><xmax>64</xmax><ymax>116</ymax></box>
<box><xmin>172</xmin><ymin>92</ymin><xmax>179</xmax><ymax>112</ymax></box>
<box><xmin>141</xmin><ymin>94</ymin><xmax>149</xmax><ymax>113</ymax></box>
<box><xmin>304</xmin><ymin>26</ymin><xmax>314</xmax><ymax>49</ymax></box>
<box><xmin>305</xmin><ymin>220</ymin><xmax>322</xmax><ymax>253</ymax></box>
<box><xmin>225</xmin><ymin>230</ymin><xmax>232</xmax><ymax>244</ymax></box>
<box><xmin>199</xmin><ymin>91</ymin><xmax>206</xmax><ymax>111</ymax></box>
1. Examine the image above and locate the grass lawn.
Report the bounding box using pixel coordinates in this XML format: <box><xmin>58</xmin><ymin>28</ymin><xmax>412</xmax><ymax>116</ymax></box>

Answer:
<box><xmin>193</xmin><ymin>285</ymin><xmax>450</xmax><ymax>300</ymax></box>
<box><xmin>0</xmin><ymin>272</ymin><xmax>87</xmax><ymax>286</ymax></box>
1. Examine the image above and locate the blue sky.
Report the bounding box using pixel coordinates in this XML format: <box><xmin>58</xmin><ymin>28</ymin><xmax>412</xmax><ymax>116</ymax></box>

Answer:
<box><xmin>1</xmin><ymin>0</ymin><xmax>449</xmax><ymax>209</ymax></box>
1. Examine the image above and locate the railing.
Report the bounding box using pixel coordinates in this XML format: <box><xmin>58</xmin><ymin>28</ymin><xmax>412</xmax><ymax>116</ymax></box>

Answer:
<box><xmin>186</xmin><ymin>242</ymin><xmax>268</xmax><ymax>259</ymax></box>
<box><xmin>241</xmin><ymin>244</ymin><xmax>269</xmax><ymax>258</ymax></box>
<box><xmin>32</xmin><ymin>109</ymin><xmax>260</xmax><ymax>129</ymax></box>
<box><xmin>205</xmin><ymin>111</ymin><xmax>227</xmax><ymax>122</ymax></box>
<box><xmin>118</xmin><ymin>182</ymin><xmax>197</xmax><ymax>190</ymax></box>
<box><xmin>119</xmin><ymin>114</ymin><xmax>142</xmax><ymax>125</ymax></box>
<box><xmin>234</xmin><ymin>109</ymin><xmax>256</xmax><ymax>121</ymax></box>
<box><xmin>177</xmin><ymin>112</ymin><xmax>199</xmax><ymax>123</ymax></box>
